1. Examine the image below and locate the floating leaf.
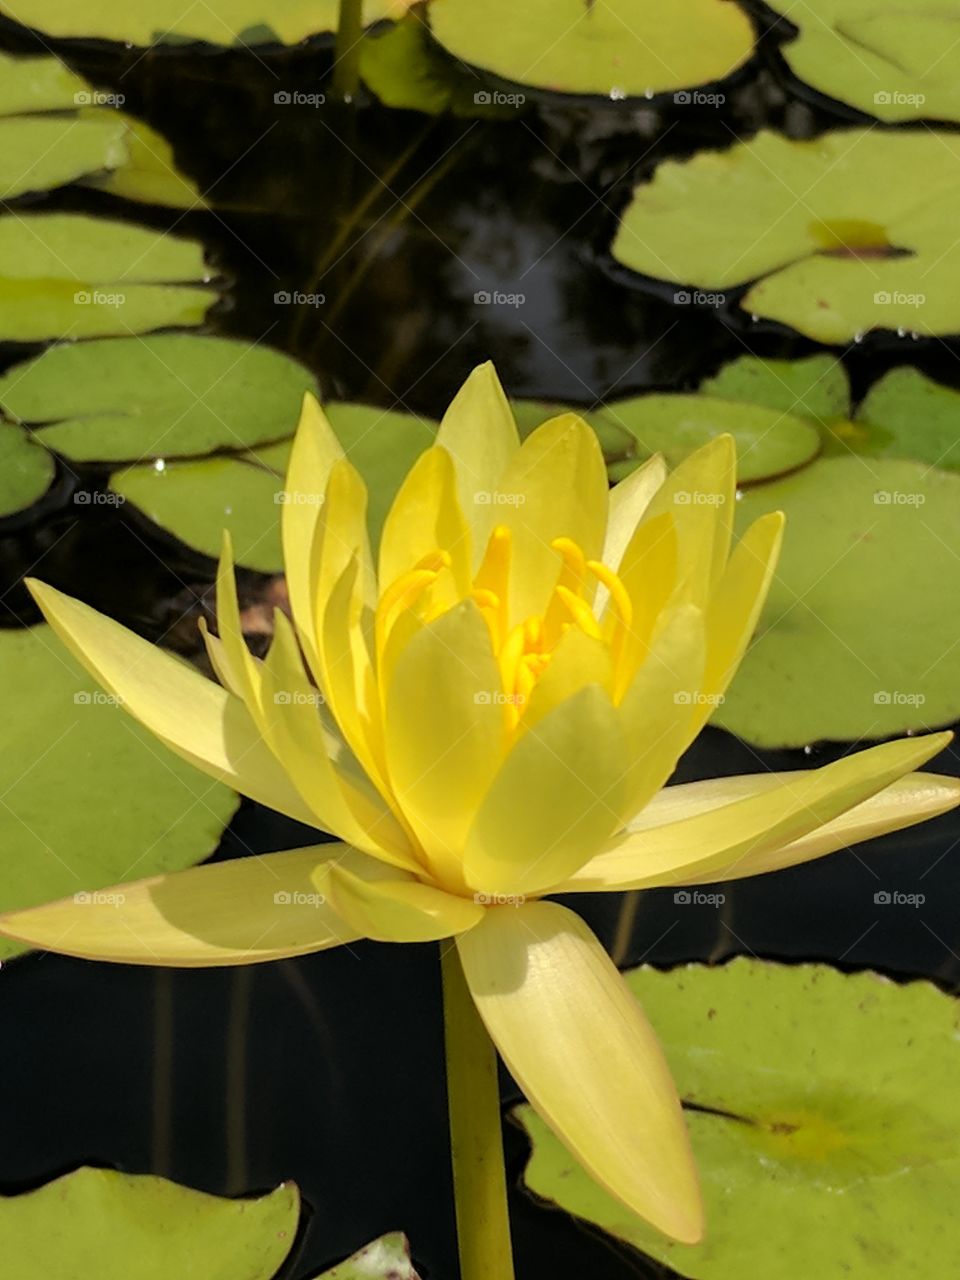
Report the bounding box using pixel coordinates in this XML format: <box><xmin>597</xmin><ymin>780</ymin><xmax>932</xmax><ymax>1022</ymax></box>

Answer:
<box><xmin>0</xmin><ymin>423</ymin><xmax>55</xmax><ymax>518</ymax></box>
<box><xmin>603</xmin><ymin>394</ymin><xmax>820</xmax><ymax>483</ymax></box>
<box><xmin>0</xmin><ymin>1168</ymin><xmax>298</xmax><ymax>1280</ymax></box>
<box><xmin>0</xmin><ymin>214</ymin><xmax>215</xmax><ymax>341</ymax></box>
<box><xmin>112</xmin><ymin>456</ymin><xmax>286</xmax><ymax>572</ymax></box>
<box><xmin>85</xmin><ymin>114</ymin><xmax>207</xmax><ymax>209</ymax></box>
<box><xmin>0</xmin><ymin>335</ymin><xmax>316</xmax><ymax>463</ymax></box>
<box><xmin>0</xmin><ymin>625</ymin><xmax>238</xmax><ymax>961</ymax></box>
<box><xmin>0</xmin><ymin>49</ymin><xmax>88</xmax><ymax>114</ymax></box>
<box><xmin>428</xmin><ymin>0</ymin><xmax>756</xmax><ymax>98</ymax></box>
<box><xmin>0</xmin><ymin>0</ymin><xmax>410</xmax><ymax>46</ymax></box>
<box><xmin>520</xmin><ymin>959</ymin><xmax>960</xmax><ymax>1279</ymax></box>
<box><xmin>854</xmin><ymin>368</ymin><xmax>960</xmax><ymax>470</ymax></box>
<box><xmin>769</xmin><ymin>1</ymin><xmax>960</xmax><ymax>123</ymax></box>
<box><xmin>0</xmin><ymin>108</ymin><xmax>126</xmax><ymax>202</ymax></box>
<box><xmin>612</xmin><ymin>130</ymin><xmax>960</xmax><ymax>343</ymax></box>
<box><xmin>700</xmin><ymin>353</ymin><xmax>852</xmax><ymax>429</ymax></box>
<box><xmin>312</xmin><ymin>1233</ymin><xmax>421</xmax><ymax>1279</ymax></box>
<box><xmin>714</xmin><ymin>457</ymin><xmax>960</xmax><ymax>746</ymax></box>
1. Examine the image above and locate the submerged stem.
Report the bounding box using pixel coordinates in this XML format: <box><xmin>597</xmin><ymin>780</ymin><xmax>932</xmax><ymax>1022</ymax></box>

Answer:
<box><xmin>441</xmin><ymin>944</ymin><xmax>516</xmax><ymax>1280</ymax></box>
<box><xmin>332</xmin><ymin>0</ymin><xmax>364</xmax><ymax>102</ymax></box>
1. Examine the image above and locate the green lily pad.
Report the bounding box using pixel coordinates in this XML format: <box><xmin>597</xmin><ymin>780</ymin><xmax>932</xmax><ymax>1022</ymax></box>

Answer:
<box><xmin>0</xmin><ymin>50</ymin><xmax>88</xmax><ymax>114</ymax></box>
<box><xmin>604</xmin><ymin>394</ymin><xmax>821</xmax><ymax>483</ymax></box>
<box><xmin>85</xmin><ymin>114</ymin><xmax>207</xmax><ymax>210</ymax></box>
<box><xmin>854</xmin><ymin>368</ymin><xmax>960</xmax><ymax>470</ymax></box>
<box><xmin>0</xmin><ymin>108</ymin><xmax>126</xmax><ymax>202</ymax></box>
<box><xmin>0</xmin><ymin>0</ymin><xmax>409</xmax><ymax>46</ymax></box>
<box><xmin>312</xmin><ymin>1233</ymin><xmax>420</xmax><ymax>1279</ymax></box>
<box><xmin>0</xmin><ymin>1168</ymin><xmax>298</xmax><ymax>1279</ymax></box>
<box><xmin>520</xmin><ymin>959</ymin><xmax>960</xmax><ymax>1279</ymax></box>
<box><xmin>700</xmin><ymin>354</ymin><xmax>852</xmax><ymax>429</ymax></box>
<box><xmin>0</xmin><ymin>423</ymin><xmax>56</xmax><ymax>518</ymax></box>
<box><xmin>612</xmin><ymin>129</ymin><xmax>960</xmax><ymax>343</ymax></box>
<box><xmin>112</xmin><ymin>456</ymin><xmax>286</xmax><ymax>572</ymax></box>
<box><xmin>714</xmin><ymin>456</ymin><xmax>960</xmax><ymax>747</ymax></box>
<box><xmin>0</xmin><ymin>214</ymin><xmax>215</xmax><ymax>341</ymax></box>
<box><xmin>360</xmin><ymin>13</ymin><xmax>514</xmax><ymax>116</ymax></box>
<box><xmin>0</xmin><ymin>625</ymin><xmax>238</xmax><ymax>961</ymax></box>
<box><xmin>769</xmin><ymin>1</ymin><xmax>960</xmax><ymax>123</ymax></box>
<box><xmin>428</xmin><ymin>0</ymin><xmax>756</xmax><ymax>98</ymax></box>
<box><xmin>0</xmin><ymin>335</ymin><xmax>316</xmax><ymax>463</ymax></box>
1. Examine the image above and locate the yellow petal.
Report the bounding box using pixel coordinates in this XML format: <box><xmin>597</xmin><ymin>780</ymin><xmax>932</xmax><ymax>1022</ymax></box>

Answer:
<box><xmin>464</xmin><ymin>685</ymin><xmax>624</xmax><ymax>896</ymax></box>
<box><xmin>602</xmin><ymin>452</ymin><xmax>667</xmax><ymax>574</ymax></box>
<box><xmin>213</xmin><ymin>531</ymin><xmax>262</xmax><ymax>712</ymax></box>
<box><xmin>457</xmin><ymin>902</ymin><xmax>702</xmax><ymax>1244</ymax></box>
<box><xmin>616</xmin><ymin>603</ymin><xmax>706</xmax><ymax>827</ymax></box>
<box><xmin>639</xmin><ymin>435</ymin><xmax>736</xmax><ymax>603</ymax></box>
<box><xmin>492</xmin><ymin>414</ymin><xmax>608</xmax><ymax>622</ymax></box>
<box><xmin>0</xmin><ymin>845</ymin><xmax>379</xmax><ymax>966</ymax></box>
<box><xmin>520</xmin><ymin>627</ymin><xmax>612</xmax><ymax>734</ymax></box>
<box><xmin>322</xmin><ymin>864</ymin><xmax>483</xmax><ymax>942</ymax></box>
<box><xmin>384</xmin><ymin>600</ymin><xmax>504</xmax><ymax>887</ymax></box>
<box><xmin>260</xmin><ymin>610</ymin><xmax>415</xmax><ymax>868</ymax></box>
<box><xmin>379</xmin><ymin>446</ymin><xmax>472</xmax><ymax>602</ymax></box>
<box><xmin>435</xmin><ymin>361</ymin><xmax>520</xmax><ymax>559</ymax></box>
<box><xmin>616</xmin><ymin>511</ymin><xmax>679</xmax><ymax>663</ymax></box>
<box><xmin>694</xmin><ymin>511</ymin><xmax>784</xmax><ymax>735</ymax></box>
<box><xmin>26</xmin><ymin>580</ymin><xmax>317</xmax><ymax>827</ymax></box>
<box><xmin>566</xmin><ymin>732</ymin><xmax>954</xmax><ymax>891</ymax></box>
<box><xmin>281</xmin><ymin>393</ymin><xmax>345</xmax><ymax>670</ymax></box>
<box><xmin>312</xmin><ymin>456</ymin><xmax>375</xmax><ymax>632</ymax></box>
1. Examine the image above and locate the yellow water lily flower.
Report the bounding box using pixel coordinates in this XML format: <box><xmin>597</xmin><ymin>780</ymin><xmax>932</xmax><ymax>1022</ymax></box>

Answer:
<box><xmin>4</xmin><ymin>364</ymin><xmax>959</xmax><ymax>1261</ymax></box>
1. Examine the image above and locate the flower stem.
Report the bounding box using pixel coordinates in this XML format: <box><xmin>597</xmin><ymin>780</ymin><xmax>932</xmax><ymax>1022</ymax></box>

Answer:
<box><xmin>332</xmin><ymin>0</ymin><xmax>364</xmax><ymax>102</ymax></box>
<box><xmin>441</xmin><ymin>944</ymin><xmax>516</xmax><ymax>1280</ymax></box>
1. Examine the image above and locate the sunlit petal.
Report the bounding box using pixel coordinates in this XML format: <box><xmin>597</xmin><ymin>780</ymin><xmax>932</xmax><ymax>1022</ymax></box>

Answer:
<box><xmin>322</xmin><ymin>864</ymin><xmax>483</xmax><ymax>943</ymax></box>
<box><xmin>379</xmin><ymin>446</ymin><xmax>472</xmax><ymax>602</ymax></box>
<box><xmin>602</xmin><ymin>452</ymin><xmax>667</xmax><ymax>574</ymax></box>
<box><xmin>565</xmin><ymin>732</ymin><xmax>955</xmax><ymax>891</ymax></box>
<box><xmin>0</xmin><ymin>845</ymin><xmax>378</xmax><ymax>966</ymax></box>
<box><xmin>26</xmin><ymin>580</ymin><xmax>317</xmax><ymax>827</ymax></box>
<box><xmin>458</xmin><ymin>902</ymin><xmax>703</xmax><ymax>1244</ymax></box>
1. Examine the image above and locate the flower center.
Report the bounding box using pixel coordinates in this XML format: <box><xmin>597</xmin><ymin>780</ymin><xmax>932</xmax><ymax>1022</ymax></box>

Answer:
<box><xmin>375</xmin><ymin>526</ymin><xmax>632</xmax><ymax>731</ymax></box>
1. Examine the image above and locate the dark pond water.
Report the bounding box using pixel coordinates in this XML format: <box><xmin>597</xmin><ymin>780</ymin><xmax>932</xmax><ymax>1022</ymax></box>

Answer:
<box><xmin>2</xmin><ymin>11</ymin><xmax>960</xmax><ymax>1278</ymax></box>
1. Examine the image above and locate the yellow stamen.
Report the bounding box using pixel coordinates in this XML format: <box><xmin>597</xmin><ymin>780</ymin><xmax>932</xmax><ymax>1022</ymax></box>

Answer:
<box><xmin>554</xmin><ymin>586</ymin><xmax>603</xmax><ymax>641</ymax></box>
<box><xmin>475</xmin><ymin>526</ymin><xmax>512</xmax><ymax>647</ymax></box>
<box><xmin>587</xmin><ymin>559</ymin><xmax>634</xmax><ymax>702</ymax></box>
<box><xmin>376</xmin><ymin>551</ymin><xmax>451</xmax><ymax>662</ymax></box>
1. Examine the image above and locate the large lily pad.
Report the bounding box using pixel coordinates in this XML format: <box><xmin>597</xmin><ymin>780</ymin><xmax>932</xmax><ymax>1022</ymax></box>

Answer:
<box><xmin>520</xmin><ymin>959</ymin><xmax>960</xmax><ymax>1278</ymax></box>
<box><xmin>0</xmin><ymin>423</ymin><xmax>55</xmax><ymax>518</ymax></box>
<box><xmin>855</xmin><ymin>368</ymin><xmax>960</xmax><ymax>470</ymax></box>
<box><xmin>700</xmin><ymin>353</ymin><xmax>852</xmax><ymax>429</ymax></box>
<box><xmin>612</xmin><ymin>129</ymin><xmax>960</xmax><ymax>343</ymax></box>
<box><xmin>0</xmin><ymin>215</ymin><xmax>215</xmax><ymax>341</ymax></box>
<box><xmin>0</xmin><ymin>1168</ymin><xmax>298</xmax><ymax>1280</ymax></box>
<box><xmin>769</xmin><ymin>1</ymin><xmax>960</xmax><ymax>123</ymax></box>
<box><xmin>112</xmin><ymin>456</ymin><xmax>286</xmax><ymax>572</ymax></box>
<box><xmin>0</xmin><ymin>335</ymin><xmax>316</xmax><ymax>463</ymax></box>
<box><xmin>428</xmin><ymin>0</ymin><xmax>756</xmax><ymax>98</ymax></box>
<box><xmin>0</xmin><ymin>0</ymin><xmax>409</xmax><ymax>46</ymax></box>
<box><xmin>84</xmin><ymin>114</ymin><xmax>207</xmax><ymax>210</ymax></box>
<box><xmin>714</xmin><ymin>456</ymin><xmax>960</xmax><ymax>746</ymax></box>
<box><xmin>0</xmin><ymin>625</ymin><xmax>238</xmax><ymax>961</ymax></box>
<box><xmin>0</xmin><ymin>105</ymin><xmax>126</xmax><ymax>203</ymax></box>
<box><xmin>0</xmin><ymin>50</ymin><xmax>88</xmax><ymax>115</ymax></box>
